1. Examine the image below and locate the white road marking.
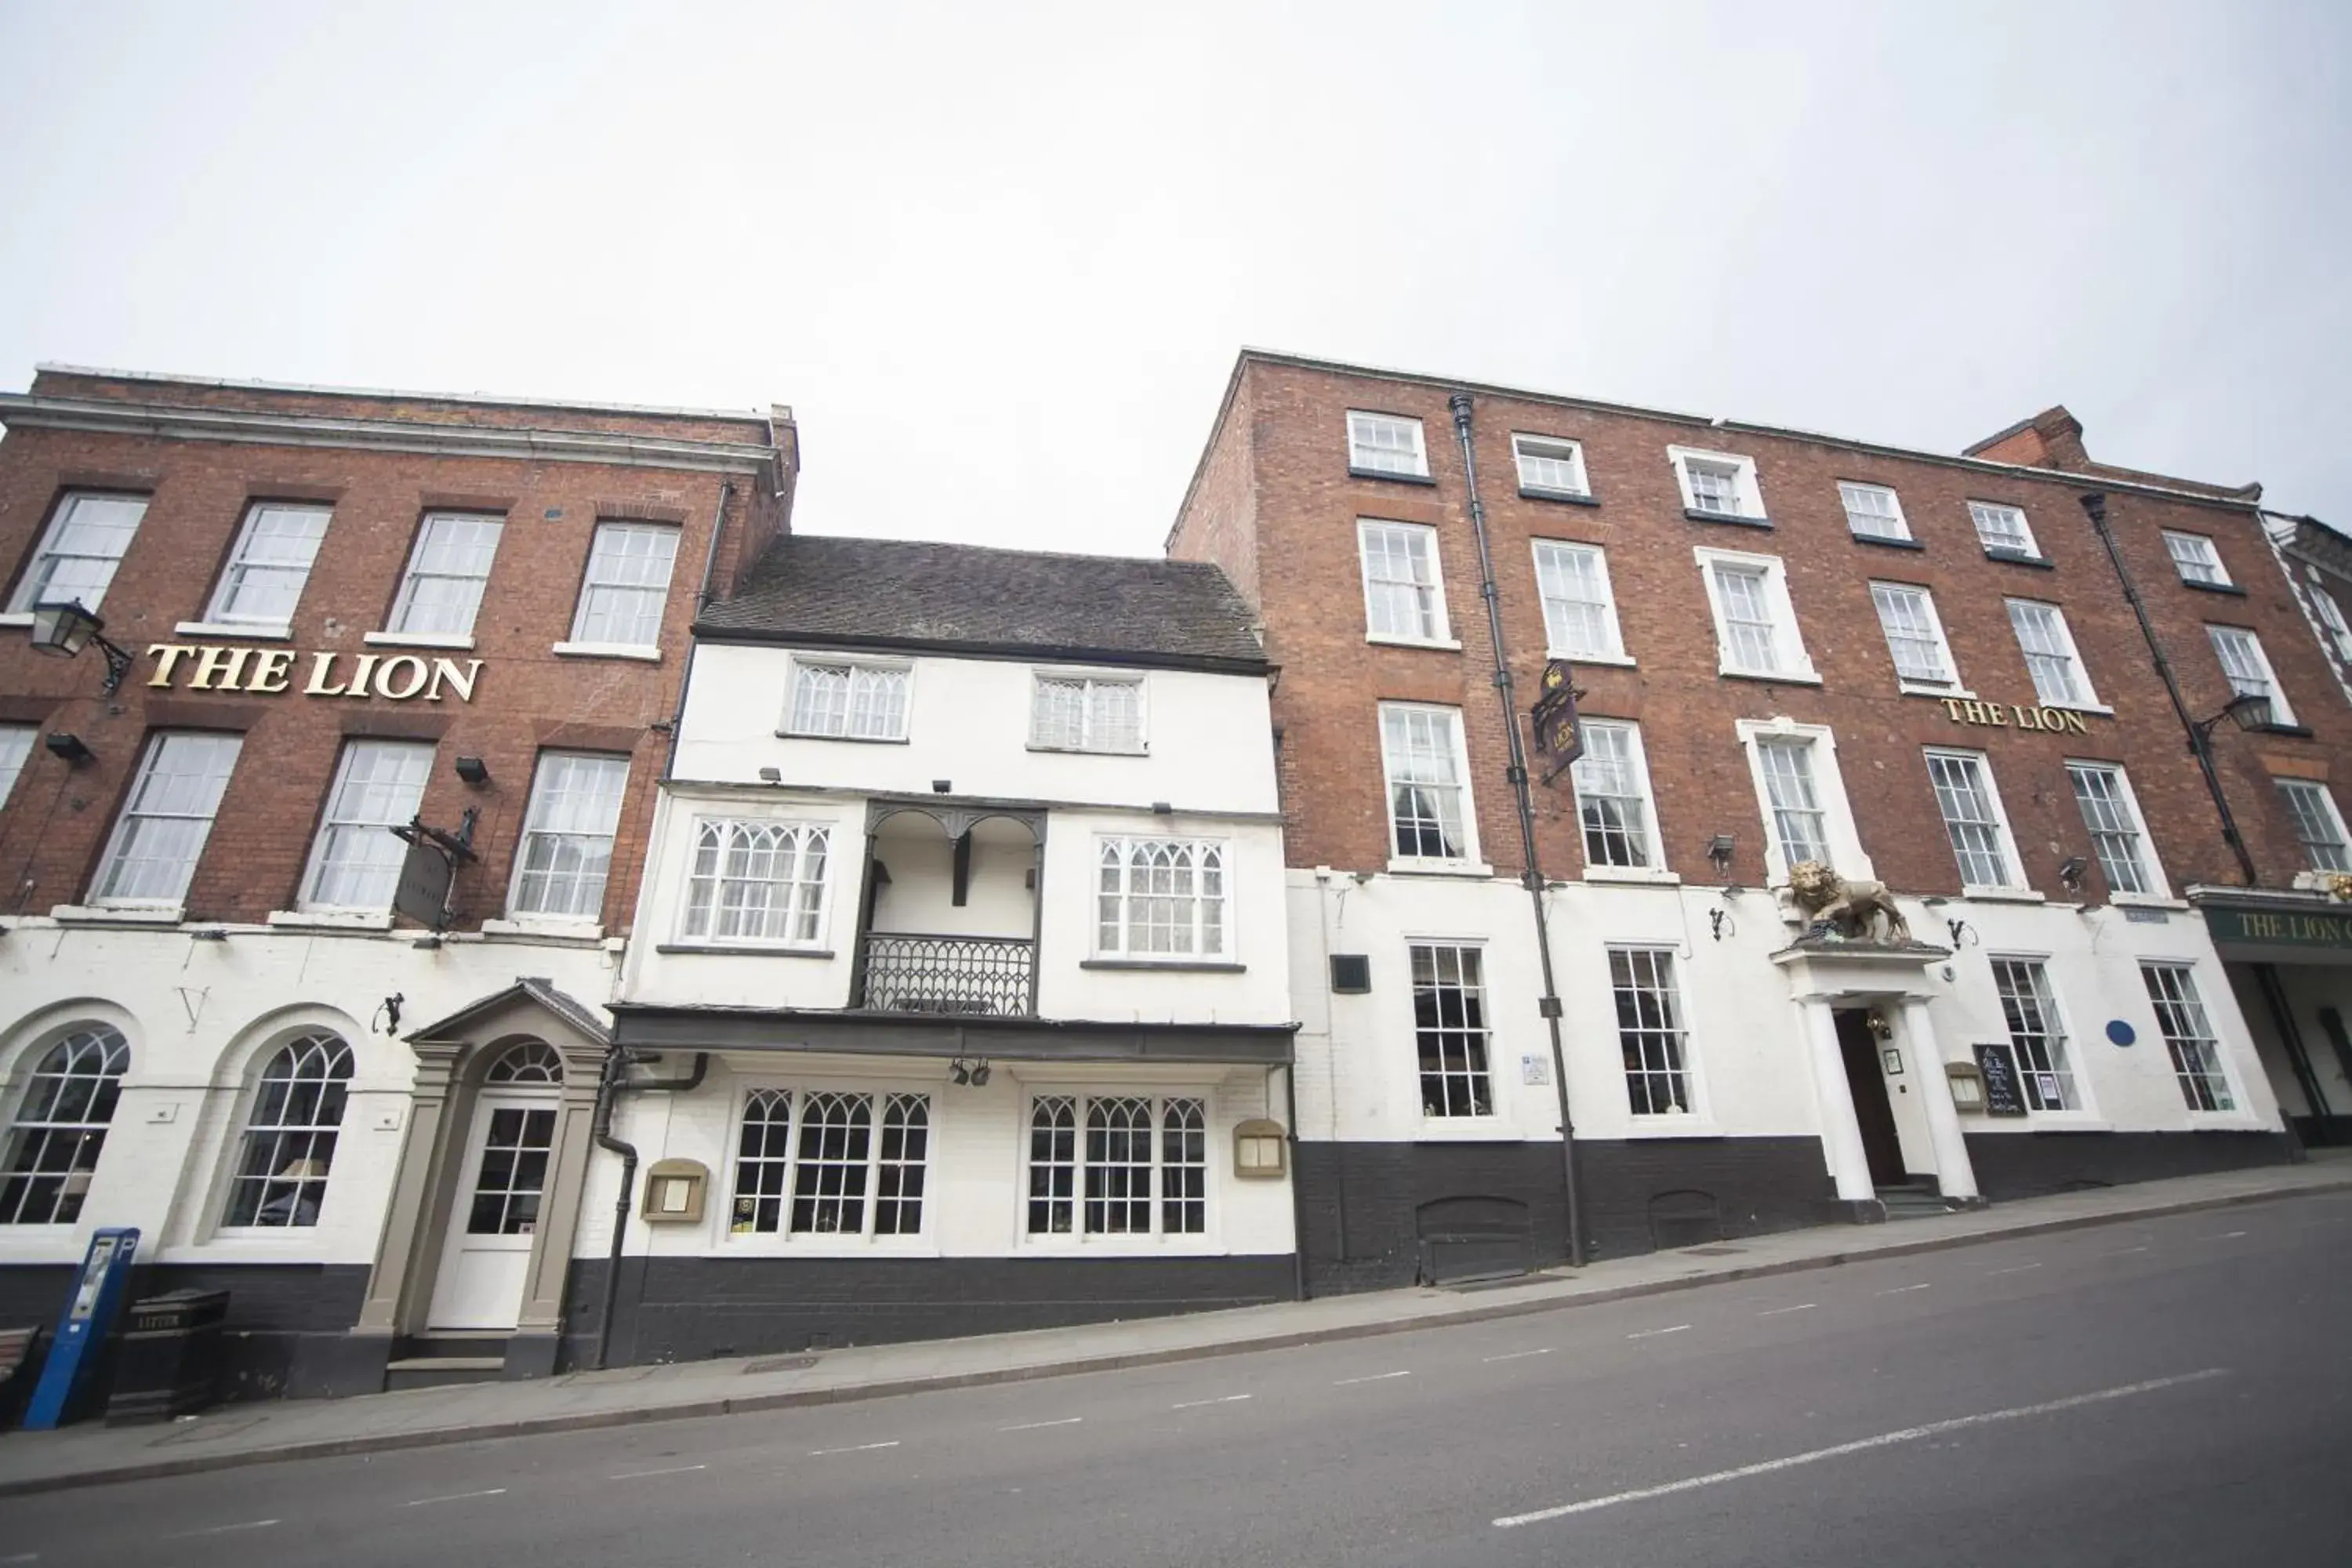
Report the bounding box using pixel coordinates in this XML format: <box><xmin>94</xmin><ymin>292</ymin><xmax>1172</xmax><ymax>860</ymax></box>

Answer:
<box><xmin>1627</xmin><ymin>1324</ymin><xmax>1690</xmax><ymax>1340</ymax></box>
<box><xmin>1987</xmin><ymin>1263</ymin><xmax>2043</xmax><ymax>1276</ymax></box>
<box><xmin>1334</xmin><ymin>1370</ymin><xmax>1413</xmax><ymax>1386</ymax></box>
<box><xmin>611</xmin><ymin>1463</ymin><xmax>707</xmax><ymax>1480</ymax></box>
<box><xmin>1757</xmin><ymin>1303</ymin><xmax>1816</xmax><ymax>1317</ymax></box>
<box><xmin>2104</xmin><ymin>1244</ymin><xmax>2151</xmax><ymax>1256</ymax></box>
<box><xmin>1171</xmin><ymin>1393</ymin><xmax>1253</xmax><ymax>1410</ymax></box>
<box><xmin>808</xmin><ymin>1440</ymin><xmax>900</xmax><ymax>1457</ymax></box>
<box><xmin>163</xmin><ymin>1519</ymin><xmax>280</xmax><ymax>1539</ymax></box>
<box><xmin>1878</xmin><ymin>1283</ymin><xmax>1933</xmax><ymax>1295</ymax></box>
<box><xmin>405</xmin><ymin>1489</ymin><xmax>506</xmax><ymax>1508</ymax></box>
<box><xmin>1483</xmin><ymin>1348</ymin><xmax>1552</xmax><ymax>1363</ymax></box>
<box><xmin>998</xmin><ymin>1417</ymin><xmax>1084</xmax><ymax>1432</ymax></box>
<box><xmin>1493</xmin><ymin>1367</ymin><xmax>2229</xmax><ymax>1530</ymax></box>
<box><xmin>2203</xmin><ymin>1230</ymin><xmax>2249</xmax><ymax>1240</ymax></box>
<box><xmin>1</xmin><ymin>1553</ymin><xmax>38</xmax><ymax>1565</ymax></box>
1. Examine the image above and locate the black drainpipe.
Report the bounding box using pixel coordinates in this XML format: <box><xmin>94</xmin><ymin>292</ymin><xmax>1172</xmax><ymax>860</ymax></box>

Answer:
<box><xmin>1448</xmin><ymin>392</ymin><xmax>1587</xmax><ymax>1268</ymax></box>
<box><xmin>591</xmin><ymin>1047</ymin><xmax>708</xmax><ymax>1371</ymax></box>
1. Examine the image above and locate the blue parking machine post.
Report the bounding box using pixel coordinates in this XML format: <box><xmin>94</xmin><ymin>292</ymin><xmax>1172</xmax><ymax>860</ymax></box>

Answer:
<box><xmin>24</xmin><ymin>1226</ymin><xmax>141</xmax><ymax>1429</ymax></box>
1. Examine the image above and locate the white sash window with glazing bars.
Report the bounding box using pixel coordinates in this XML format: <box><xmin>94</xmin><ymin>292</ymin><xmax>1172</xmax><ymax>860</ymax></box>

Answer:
<box><xmin>1570</xmin><ymin>720</ymin><xmax>1656</xmax><ymax>869</ymax></box>
<box><xmin>1611</xmin><ymin>948</ymin><xmax>1692</xmax><ymax>1116</ymax></box>
<box><xmin>2140</xmin><ymin>964</ymin><xmax>2234</xmax><ymax>1112</ymax></box>
<box><xmin>0</xmin><ymin>1025</ymin><xmax>129</xmax><ymax>1227</ymax></box>
<box><xmin>1346</xmin><ymin>411</ymin><xmax>1428</xmax><ymax>477</ymax></box>
<box><xmin>511</xmin><ymin>753</ymin><xmax>630</xmax><ymax>919</ymax></box>
<box><xmin>390</xmin><ymin>513</ymin><xmax>504</xmax><ymax>637</ymax></box>
<box><xmin>0</xmin><ymin>725</ymin><xmax>31</xmax><ymax>810</ymax></box>
<box><xmin>685</xmin><ymin>819</ymin><xmax>829</xmax><ymax>944</ymax></box>
<box><xmin>2207</xmin><ymin>626</ymin><xmax>2293</xmax><ymax>725</ymax></box>
<box><xmin>93</xmin><ymin>731</ymin><xmax>241</xmax><ymax>906</ymax></box>
<box><xmin>1684</xmin><ymin>459</ymin><xmax>1743</xmax><ymax>516</ymax></box>
<box><xmin>1758</xmin><ymin>738</ymin><xmax>1829</xmax><ymax>868</ymax></box>
<box><xmin>1357</xmin><ymin>521</ymin><xmax>1447</xmax><ymax>642</ymax></box>
<box><xmin>1716</xmin><ymin>565</ymin><xmax>1780</xmax><ymax>673</ymax></box>
<box><xmin>1969</xmin><ymin>502</ymin><xmax>2038</xmax><ymax>556</ymax></box>
<box><xmin>1380</xmin><ymin>705</ymin><xmax>1473</xmax><ymax>862</ymax></box>
<box><xmin>1991</xmin><ymin>960</ymin><xmax>2078</xmax><ymax>1112</ymax></box>
<box><xmin>789</xmin><ymin>661</ymin><xmax>910</xmax><ymax>741</ymax></box>
<box><xmin>2006</xmin><ymin>601</ymin><xmax>2092</xmax><ymax>706</ymax></box>
<box><xmin>2066</xmin><ymin>763</ymin><xmax>2154</xmax><ymax>895</ymax></box>
<box><xmin>570</xmin><ymin>523</ymin><xmax>679</xmax><ymax>648</ymax></box>
<box><xmin>223</xmin><ymin>1033</ymin><xmax>352</xmax><ymax>1229</ymax></box>
<box><xmin>1533</xmin><ymin>540</ymin><xmax>1624</xmax><ymax>659</ymax></box>
<box><xmin>1839</xmin><ymin>483</ymin><xmax>1910</xmax><ymax>541</ymax></box>
<box><xmin>302</xmin><ymin>740</ymin><xmax>433</xmax><ymax>910</ymax></box>
<box><xmin>1412</xmin><ymin>943</ymin><xmax>1493</xmax><ymax>1118</ymax></box>
<box><xmin>729</xmin><ymin>1088</ymin><xmax>929</xmax><ymax>1238</ymax></box>
<box><xmin>1031</xmin><ymin>674</ymin><xmax>1143</xmax><ymax>753</ymax></box>
<box><xmin>1513</xmin><ymin>434</ymin><xmax>1589</xmax><ymax>496</ymax></box>
<box><xmin>1098</xmin><ymin>837</ymin><xmax>1225</xmax><ymax>957</ymax></box>
<box><xmin>203</xmin><ymin>503</ymin><xmax>332</xmax><ymax>627</ymax></box>
<box><xmin>1870</xmin><ymin>583</ymin><xmax>1956</xmax><ymax>687</ymax></box>
<box><xmin>1926</xmin><ymin>750</ymin><xmax>2017</xmax><ymax>889</ymax></box>
<box><xmin>2275</xmin><ymin>780</ymin><xmax>2350</xmax><ymax>872</ymax></box>
<box><xmin>2312</xmin><ymin>586</ymin><xmax>2352</xmax><ymax>662</ymax></box>
<box><xmin>1024</xmin><ymin>1095</ymin><xmax>1205</xmax><ymax>1238</ymax></box>
<box><xmin>2162</xmin><ymin>532</ymin><xmax>2229</xmax><ymax>586</ymax></box>
<box><xmin>6</xmin><ymin>492</ymin><xmax>147</xmax><ymax>614</ymax></box>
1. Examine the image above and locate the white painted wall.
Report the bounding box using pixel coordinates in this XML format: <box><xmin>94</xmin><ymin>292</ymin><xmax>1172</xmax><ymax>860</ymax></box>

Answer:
<box><xmin>0</xmin><ymin>919</ymin><xmax>616</xmax><ymax>1272</ymax></box>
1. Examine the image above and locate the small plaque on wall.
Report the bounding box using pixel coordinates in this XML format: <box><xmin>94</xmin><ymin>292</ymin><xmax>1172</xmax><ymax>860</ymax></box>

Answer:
<box><xmin>641</xmin><ymin>1158</ymin><xmax>710</xmax><ymax>1223</ymax></box>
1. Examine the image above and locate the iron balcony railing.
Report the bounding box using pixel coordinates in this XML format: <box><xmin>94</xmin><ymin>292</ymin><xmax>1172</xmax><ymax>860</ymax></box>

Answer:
<box><xmin>857</xmin><ymin>932</ymin><xmax>1036</xmax><ymax>1017</ymax></box>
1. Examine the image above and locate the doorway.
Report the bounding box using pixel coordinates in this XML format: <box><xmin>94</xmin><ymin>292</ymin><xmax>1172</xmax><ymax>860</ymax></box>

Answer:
<box><xmin>1833</xmin><ymin>1009</ymin><xmax>1907</xmax><ymax>1189</ymax></box>
<box><xmin>427</xmin><ymin>1043</ymin><xmax>564</xmax><ymax>1331</ymax></box>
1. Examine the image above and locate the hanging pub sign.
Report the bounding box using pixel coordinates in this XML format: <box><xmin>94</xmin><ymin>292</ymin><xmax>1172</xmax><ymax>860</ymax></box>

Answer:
<box><xmin>143</xmin><ymin>643</ymin><xmax>484</xmax><ymax>702</ymax></box>
<box><xmin>1530</xmin><ymin>659</ymin><xmax>1584</xmax><ymax>780</ymax></box>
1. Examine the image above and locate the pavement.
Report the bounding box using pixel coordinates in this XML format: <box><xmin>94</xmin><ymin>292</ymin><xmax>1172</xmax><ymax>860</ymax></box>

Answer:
<box><xmin>2</xmin><ymin>1156</ymin><xmax>2348</xmax><ymax>1501</ymax></box>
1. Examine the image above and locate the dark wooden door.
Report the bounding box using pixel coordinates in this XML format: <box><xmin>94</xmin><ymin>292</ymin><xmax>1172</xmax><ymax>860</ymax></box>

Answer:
<box><xmin>1835</xmin><ymin>1010</ymin><xmax>1907</xmax><ymax>1188</ymax></box>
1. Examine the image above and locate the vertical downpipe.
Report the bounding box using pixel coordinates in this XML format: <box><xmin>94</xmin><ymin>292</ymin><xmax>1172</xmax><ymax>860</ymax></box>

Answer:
<box><xmin>1448</xmin><ymin>393</ymin><xmax>1587</xmax><ymax>1267</ymax></box>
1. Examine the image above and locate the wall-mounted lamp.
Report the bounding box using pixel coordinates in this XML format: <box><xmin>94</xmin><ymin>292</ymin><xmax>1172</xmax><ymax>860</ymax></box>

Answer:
<box><xmin>27</xmin><ymin>600</ymin><xmax>134</xmax><ymax>695</ymax></box>
<box><xmin>374</xmin><ymin>993</ymin><xmax>405</xmax><ymax>1035</ymax></box>
<box><xmin>1705</xmin><ymin>834</ymin><xmax>1737</xmax><ymax>877</ymax></box>
<box><xmin>1867</xmin><ymin>1011</ymin><xmax>1895</xmax><ymax>1041</ymax></box>
<box><xmin>2193</xmin><ymin>688</ymin><xmax>2274</xmax><ymax>739</ymax></box>
<box><xmin>453</xmin><ymin>755</ymin><xmax>492</xmax><ymax>786</ymax></box>
<box><xmin>42</xmin><ymin>731</ymin><xmax>93</xmax><ymax>765</ymax></box>
<box><xmin>757</xmin><ymin>766</ymin><xmax>782</xmax><ymax>783</ymax></box>
<box><xmin>1945</xmin><ymin>917</ymin><xmax>1977</xmax><ymax>948</ymax></box>
<box><xmin>2056</xmin><ymin>855</ymin><xmax>2089</xmax><ymax>896</ymax></box>
<box><xmin>1709</xmin><ymin>906</ymin><xmax>1734</xmax><ymax>942</ymax></box>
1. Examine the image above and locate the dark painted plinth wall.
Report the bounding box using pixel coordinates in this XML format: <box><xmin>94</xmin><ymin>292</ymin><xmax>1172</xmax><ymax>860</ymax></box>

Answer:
<box><xmin>1963</xmin><ymin>1130</ymin><xmax>2296</xmax><ymax>1200</ymax></box>
<box><xmin>0</xmin><ymin>1262</ymin><xmax>370</xmax><ymax>1405</ymax></box>
<box><xmin>559</xmin><ymin>1254</ymin><xmax>1296</xmax><ymax>1372</ymax></box>
<box><xmin>1292</xmin><ymin>1137</ymin><xmax>1838</xmax><ymax>1295</ymax></box>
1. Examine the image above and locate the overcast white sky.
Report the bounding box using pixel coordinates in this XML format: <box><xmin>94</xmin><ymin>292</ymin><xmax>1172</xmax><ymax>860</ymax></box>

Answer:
<box><xmin>2</xmin><ymin>2</ymin><xmax>2344</xmax><ymax>554</ymax></box>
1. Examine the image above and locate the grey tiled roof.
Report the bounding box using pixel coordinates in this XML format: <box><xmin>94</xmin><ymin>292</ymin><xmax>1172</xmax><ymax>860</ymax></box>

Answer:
<box><xmin>698</xmin><ymin>534</ymin><xmax>1266</xmax><ymax>670</ymax></box>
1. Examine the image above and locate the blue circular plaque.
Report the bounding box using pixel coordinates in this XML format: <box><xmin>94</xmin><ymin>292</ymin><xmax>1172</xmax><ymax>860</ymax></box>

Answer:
<box><xmin>2106</xmin><ymin>1019</ymin><xmax>2136</xmax><ymax>1047</ymax></box>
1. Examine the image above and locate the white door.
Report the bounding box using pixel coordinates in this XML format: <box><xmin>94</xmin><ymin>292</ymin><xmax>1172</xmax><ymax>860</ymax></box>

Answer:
<box><xmin>427</xmin><ymin>1094</ymin><xmax>558</xmax><ymax>1330</ymax></box>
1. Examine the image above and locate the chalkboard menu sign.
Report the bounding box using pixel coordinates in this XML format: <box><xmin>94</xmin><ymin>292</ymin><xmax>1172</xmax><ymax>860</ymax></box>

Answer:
<box><xmin>1972</xmin><ymin>1041</ymin><xmax>2029</xmax><ymax>1117</ymax></box>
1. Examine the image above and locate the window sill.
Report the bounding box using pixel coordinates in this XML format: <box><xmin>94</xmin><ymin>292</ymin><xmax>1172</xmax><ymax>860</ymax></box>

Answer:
<box><xmin>1579</xmin><ymin>866</ymin><xmax>1679</xmax><ymax>886</ymax></box>
<box><xmin>1348</xmin><ymin>466</ymin><xmax>1436</xmax><ymax>486</ymax></box>
<box><xmin>1385</xmin><ymin>858</ymin><xmax>1497</xmax><ymax>879</ymax></box>
<box><xmin>175</xmin><ymin>620</ymin><xmax>292</xmax><ymax>641</ymax></box>
<box><xmin>1016</xmin><ymin>1237</ymin><xmax>1229</xmax><ymax>1257</ymax></box>
<box><xmin>0</xmin><ymin>612</ymin><xmax>31</xmax><ymax>629</ymax></box>
<box><xmin>1550</xmin><ymin>649</ymin><xmax>1635</xmax><ymax>668</ymax></box>
<box><xmin>1852</xmin><ymin>533</ymin><xmax>1923</xmax><ymax>551</ymax></box>
<box><xmin>779</xmin><ymin>729</ymin><xmax>910</xmax><ymax>745</ymax></box>
<box><xmin>552</xmin><ymin>641</ymin><xmax>661</xmax><ymax>662</ymax></box>
<box><xmin>2183</xmin><ymin>1114</ymin><xmax>2267</xmax><ymax>1131</ymax></box>
<box><xmin>2018</xmin><ymin>1115</ymin><xmax>2111</xmax><ymax>1132</ymax></box>
<box><xmin>480</xmin><ymin>916</ymin><xmax>606</xmax><ymax>943</ymax></box>
<box><xmin>1621</xmin><ymin>1117</ymin><xmax>1725</xmax><ymax>1139</ymax></box>
<box><xmin>723</xmin><ymin>1237</ymin><xmax>942</xmax><ymax>1258</ymax></box>
<box><xmin>51</xmin><ymin>903</ymin><xmax>184</xmax><ymax>926</ymax></box>
<box><xmin>2180</xmin><ymin>579</ymin><xmax>2247</xmax><ymax>597</ymax></box>
<box><xmin>1982</xmin><ymin>548</ymin><xmax>2053</xmax><ymax>570</ymax></box>
<box><xmin>1365</xmin><ymin>633</ymin><xmax>1464</xmax><ymax>652</ymax></box>
<box><xmin>1519</xmin><ymin>485</ymin><xmax>1599</xmax><ymax>506</ymax></box>
<box><xmin>654</xmin><ymin>942</ymin><xmax>835</xmax><ymax>958</ymax></box>
<box><xmin>267</xmin><ymin>909</ymin><xmax>394</xmax><ymax>931</ymax></box>
<box><xmin>1719</xmin><ymin>666</ymin><xmax>1823</xmax><ymax>686</ymax></box>
<box><xmin>1900</xmin><ymin>681</ymin><xmax>1974</xmax><ymax>700</ymax></box>
<box><xmin>2108</xmin><ymin>893</ymin><xmax>2188</xmax><ymax>911</ymax></box>
<box><xmin>1080</xmin><ymin>958</ymin><xmax>1247</xmax><ymax>972</ymax></box>
<box><xmin>1962</xmin><ymin>887</ymin><xmax>2045</xmax><ymax>904</ymax></box>
<box><xmin>1026</xmin><ymin>742</ymin><xmax>1149</xmax><ymax>757</ymax></box>
<box><xmin>2250</xmin><ymin>721</ymin><xmax>2315</xmax><ymax>739</ymax></box>
<box><xmin>1414</xmin><ymin>1119</ymin><xmax>1528</xmax><ymax>1143</ymax></box>
<box><xmin>1686</xmin><ymin>508</ymin><xmax>1772</xmax><ymax>529</ymax></box>
<box><xmin>365</xmin><ymin>630</ymin><xmax>477</xmax><ymax>650</ymax></box>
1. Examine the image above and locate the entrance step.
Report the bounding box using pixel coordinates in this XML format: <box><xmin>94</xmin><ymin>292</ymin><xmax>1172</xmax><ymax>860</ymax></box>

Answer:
<box><xmin>1877</xmin><ymin>1182</ymin><xmax>1958</xmax><ymax>1221</ymax></box>
<box><xmin>385</xmin><ymin>1356</ymin><xmax>506</xmax><ymax>1391</ymax></box>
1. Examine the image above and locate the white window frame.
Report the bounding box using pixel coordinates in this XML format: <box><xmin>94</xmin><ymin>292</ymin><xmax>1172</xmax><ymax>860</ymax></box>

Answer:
<box><xmin>1570</xmin><ymin>719</ymin><xmax>1662</xmax><ymax>873</ymax></box>
<box><xmin>2065</xmin><ymin>760</ymin><xmax>2168</xmax><ymax>900</ymax></box>
<box><xmin>91</xmin><ymin>731</ymin><xmax>243</xmax><ymax>909</ymax></box>
<box><xmin>1969</xmin><ymin>501</ymin><xmax>2042</xmax><ymax>558</ymax></box>
<box><xmin>2140</xmin><ymin>963</ymin><xmax>2240</xmax><ymax>1115</ymax></box>
<box><xmin>563</xmin><ymin>521</ymin><xmax>679</xmax><ymax>654</ymax></box>
<box><xmin>5</xmin><ymin>491</ymin><xmax>148</xmax><ymax>615</ymax></box>
<box><xmin>1988</xmin><ymin>957</ymin><xmax>2089</xmax><ymax>1116</ymax></box>
<box><xmin>1924</xmin><ymin>747</ymin><xmax>2026</xmax><ymax>893</ymax></box>
<box><xmin>1356</xmin><ymin>520</ymin><xmax>1454</xmax><ymax>647</ymax></box>
<box><xmin>680</xmin><ymin>817</ymin><xmax>833</xmax><ymax>948</ymax></box>
<box><xmin>1022</xmin><ymin>1091</ymin><xmax>1211</xmax><ymax>1245</ymax></box>
<box><xmin>2275</xmin><ymin>779</ymin><xmax>2351</xmax><ymax>873</ymax></box>
<box><xmin>1610</xmin><ymin>946</ymin><xmax>1699</xmax><ymax>1118</ymax></box>
<box><xmin>1838</xmin><ymin>482</ymin><xmax>1911</xmax><ymax>543</ymax></box>
<box><xmin>1531</xmin><ymin>539</ymin><xmax>1630</xmax><ymax>664</ymax></box>
<box><xmin>507</xmin><ymin>751</ymin><xmax>630</xmax><ymax>921</ymax></box>
<box><xmin>0</xmin><ymin>725</ymin><xmax>35</xmax><ymax>811</ymax></box>
<box><xmin>0</xmin><ymin>1023</ymin><xmax>132</xmax><ymax>1228</ymax></box>
<box><xmin>1512</xmin><ymin>434</ymin><xmax>1591</xmax><ymax>499</ymax></box>
<box><xmin>2308</xmin><ymin>582</ymin><xmax>2352</xmax><ymax>665</ymax></box>
<box><xmin>1095</xmin><ymin>836</ymin><xmax>1230</xmax><ymax>960</ymax></box>
<box><xmin>2162</xmin><ymin>531</ymin><xmax>2230</xmax><ymax>587</ymax></box>
<box><xmin>299</xmin><ymin>739</ymin><xmax>434</xmax><ymax>913</ymax></box>
<box><xmin>725</xmin><ymin>1085</ymin><xmax>932</xmax><ymax>1245</ymax></box>
<box><xmin>1869</xmin><ymin>581</ymin><xmax>1965</xmax><ymax>695</ymax></box>
<box><xmin>784</xmin><ymin>655</ymin><xmax>913</xmax><ymax>742</ymax></box>
<box><xmin>218</xmin><ymin>1031</ymin><xmax>354</xmax><ymax>1231</ymax></box>
<box><xmin>1734</xmin><ymin>718</ymin><xmax>1871</xmax><ymax>887</ymax></box>
<box><xmin>1377</xmin><ymin>702</ymin><xmax>1483</xmax><ymax>871</ymax></box>
<box><xmin>2206</xmin><ymin>625</ymin><xmax>2296</xmax><ymax>728</ymax></box>
<box><xmin>2005</xmin><ymin>599</ymin><xmax>2104</xmax><ymax>710</ymax></box>
<box><xmin>1345</xmin><ymin>411</ymin><xmax>1429</xmax><ymax>478</ymax></box>
<box><xmin>1667</xmin><ymin>445</ymin><xmax>1766</xmax><ymax>521</ymax></box>
<box><xmin>1697</xmin><ymin>547</ymin><xmax>1818</xmax><ymax>683</ymax></box>
<box><xmin>383</xmin><ymin>511</ymin><xmax>505</xmax><ymax>643</ymax></box>
<box><xmin>195</xmin><ymin>502</ymin><xmax>332</xmax><ymax>632</ymax></box>
<box><xmin>1029</xmin><ymin>669</ymin><xmax>1147</xmax><ymax>754</ymax></box>
<box><xmin>1410</xmin><ymin>941</ymin><xmax>1495</xmax><ymax>1121</ymax></box>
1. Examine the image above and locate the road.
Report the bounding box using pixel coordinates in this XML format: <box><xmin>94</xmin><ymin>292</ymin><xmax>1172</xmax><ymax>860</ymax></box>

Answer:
<box><xmin>6</xmin><ymin>1189</ymin><xmax>2352</xmax><ymax>1566</ymax></box>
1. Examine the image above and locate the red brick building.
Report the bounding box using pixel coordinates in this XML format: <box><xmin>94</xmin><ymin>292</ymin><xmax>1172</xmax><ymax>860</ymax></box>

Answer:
<box><xmin>0</xmin><ymin>366</ymin><xmax>793</xmax><ymax>1395</ymax></box>
<box><xmin>1171</xmin><ymin>350</ymin><xmax>2334</xmax><ymax>1289</ymax></box>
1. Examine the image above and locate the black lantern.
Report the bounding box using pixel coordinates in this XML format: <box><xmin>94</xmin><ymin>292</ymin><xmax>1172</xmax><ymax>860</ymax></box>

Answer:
<box><xmin>27</xmin><ymin>600</ymin><xmax>134</xmax><ymax>695</ymax></box>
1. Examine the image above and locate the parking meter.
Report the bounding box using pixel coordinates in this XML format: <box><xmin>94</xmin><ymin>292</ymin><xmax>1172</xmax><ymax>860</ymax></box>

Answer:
<box><xmin>24</xmin><ymin>1227</ymin><xmax>140</xmax><ymax>1429</ymax></box>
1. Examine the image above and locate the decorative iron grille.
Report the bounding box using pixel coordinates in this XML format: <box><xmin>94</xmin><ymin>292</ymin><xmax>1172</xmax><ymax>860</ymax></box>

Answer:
<box><xmin>858</xmin><ymin>933</ymin><xmax>1035</xmax><ymax>1017</ymax></box>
